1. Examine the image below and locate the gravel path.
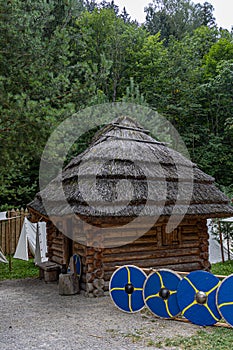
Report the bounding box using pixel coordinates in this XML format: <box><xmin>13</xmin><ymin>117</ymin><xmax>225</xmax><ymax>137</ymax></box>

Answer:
<box><xmin>0</xmin><ymin>278</ymin><xmax>201</xmax><ymax>350</ymax></box>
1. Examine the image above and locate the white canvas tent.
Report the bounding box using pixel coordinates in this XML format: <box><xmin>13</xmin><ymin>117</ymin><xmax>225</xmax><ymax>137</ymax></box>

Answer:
<box><xmin>0</xmin><ymin>247</ymin><xmax>8</xmax><ymax>264</ymax></box>
<box><xmin>0</xmin><ymin>211</ymin><xmax>7</xmax><ymax>221</ymax></box>
<box><xmin>0</xmin><ymin>212</ymin><xmax>8</xmax><ymax>263</ymax></box>
<box><xmin>208</xmin><ymin>218</ymin><xmax>233</xmax><ymax>263</ymax></box>
<box><xmin>222</xmin><ymin>217</ymin><xmax>233</xmax><ymax>223</ymax></box>
<box><xmin>14</xmin><ymin>217</ymin><xmax>48</xmax><ymax>264</ymax></box>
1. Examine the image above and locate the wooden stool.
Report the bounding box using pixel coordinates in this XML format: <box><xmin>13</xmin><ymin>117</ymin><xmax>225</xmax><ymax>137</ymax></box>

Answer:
<box><xmin>37</xmin><ymin>261</ymin><xmax>61</xmax><ymax>282</ymax></box>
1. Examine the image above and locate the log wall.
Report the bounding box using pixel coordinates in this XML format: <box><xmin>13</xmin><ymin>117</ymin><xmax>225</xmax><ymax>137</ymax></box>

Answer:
<box><xmin>73</xmin><ymin>216</ymin><xmax>209</xmax><ymax>297</ymax></box>
<box><xmin>28</xmin><ymin>209</ymin><xmax>210</xmax><ymax>297</ymax></box>
<box><xmin>47</xmin><ymin>221</ymin><xmax>67</xmax><ymax>265</ymax></box>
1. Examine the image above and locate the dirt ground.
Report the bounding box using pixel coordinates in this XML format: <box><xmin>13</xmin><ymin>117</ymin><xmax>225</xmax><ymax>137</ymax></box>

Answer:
<box><xmin>0</xmin><ymin>278</ymin><xmax>201</xmax><ymax>350</ymax></box>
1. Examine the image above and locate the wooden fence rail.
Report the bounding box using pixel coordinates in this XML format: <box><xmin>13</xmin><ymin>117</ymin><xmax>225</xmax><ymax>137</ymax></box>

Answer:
<box><xmin>0</xmin><ymin>209</ymin><xmax>28</xmax><ymax>255</ymax></box>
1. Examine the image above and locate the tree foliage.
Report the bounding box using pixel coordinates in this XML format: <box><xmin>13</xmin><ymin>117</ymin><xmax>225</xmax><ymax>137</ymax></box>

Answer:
<box><xmin>144</xmin><ymin>0</ymin><xmax>216</xmax><ymax>42</ymax></box>
<box><xmin>0</xmin><ymin>0</ymin><xmax>232</xmax><ymax>210</ymax></box>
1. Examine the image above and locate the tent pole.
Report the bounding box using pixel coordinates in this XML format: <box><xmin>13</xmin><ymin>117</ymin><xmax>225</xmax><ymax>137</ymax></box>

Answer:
<box><xmin>218</xmin><ymin>220</ymin><xmax>225</xmax><ymax>263</ymax></box>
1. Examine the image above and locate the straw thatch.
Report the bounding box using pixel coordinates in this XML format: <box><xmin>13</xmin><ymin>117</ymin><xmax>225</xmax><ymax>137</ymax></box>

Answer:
<box><xmin>29</xmin><ymin>116</ymin><xmax>233</xmax><ymax>220</ymax></box>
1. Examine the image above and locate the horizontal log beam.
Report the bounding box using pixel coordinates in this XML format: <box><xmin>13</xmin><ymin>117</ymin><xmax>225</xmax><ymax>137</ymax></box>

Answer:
<box><xmin>103</xmin><ymin>247</ymin><xmax>200</xmax><ymax>263</ymax></box>
<box><xmin>103</xmin><ymin>256</ymin><xmax>201</xmax><ymax>272</ymax></box>
<box><xmin>103</xmin><ymin>261</ymin><xmax>203</xmax><ymax>282</ymax></box>
<box><xmin>51</xmin><ymin>256</ymin><xmax>64</xmax><ymax>265</ymax></box>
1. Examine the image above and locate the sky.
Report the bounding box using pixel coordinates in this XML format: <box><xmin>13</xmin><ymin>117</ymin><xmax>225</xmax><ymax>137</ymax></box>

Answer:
<box><xmin>96</xmin><ymin>0</ymin><xmax>233</xmax><ymax>30</ymax></box>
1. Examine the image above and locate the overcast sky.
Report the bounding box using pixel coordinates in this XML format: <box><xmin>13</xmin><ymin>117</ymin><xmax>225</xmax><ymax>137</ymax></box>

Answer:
<box><xmin>96</xmin><ymin>0</ymin><xmax>233</xmax><ymax>30</ymax></box>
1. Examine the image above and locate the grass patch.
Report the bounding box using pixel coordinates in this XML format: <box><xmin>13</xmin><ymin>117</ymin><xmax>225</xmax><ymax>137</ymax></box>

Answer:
<box><xmin>159</xmin><ymin>328</ymin><xmax>233</xmax><ymax>350</ymax></box>
<box><xmin>211</xmin><ymin>260</ymin><xmax>233</xmax><ymax>276</ymax></box>
<box><xmin>0</xmin><ymin>256</ymin><xmax>39</xmax><ymax>280</ymax></box>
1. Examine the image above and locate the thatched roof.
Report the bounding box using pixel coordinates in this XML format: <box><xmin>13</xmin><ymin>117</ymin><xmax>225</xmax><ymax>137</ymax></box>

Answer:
<box><xmin>28</xmin><ymin>116</ymin><xmax>233</xmax><ymax>220</ymax></box>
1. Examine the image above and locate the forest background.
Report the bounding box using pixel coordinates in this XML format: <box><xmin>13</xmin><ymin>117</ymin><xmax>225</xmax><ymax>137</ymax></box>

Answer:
<box><xmin>0</xmin><ymin>0</ymin><xmax>233</xmax><ymax>210</ymax></box>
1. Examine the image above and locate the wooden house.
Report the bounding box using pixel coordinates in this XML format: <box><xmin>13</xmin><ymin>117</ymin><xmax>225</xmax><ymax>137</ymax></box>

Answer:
<box><xmin>28</xmin><ymin>116</ymin><xmax>233</xmax><ymax>296</ymax></box>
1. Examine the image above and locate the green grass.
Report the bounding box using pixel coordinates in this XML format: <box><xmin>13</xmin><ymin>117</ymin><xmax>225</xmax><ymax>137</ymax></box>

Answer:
<box><xmin>155</xmin><ymin>261</ymin><xmax>233</xmax><ymax>350</ymax></box>
<box><xmin>211</xmin><ymin>260</ymin><xmax>233</xmax><ymax>276</ymax></box>
<box><xmin>157</xmin><ymin>329</ymin><xmax>233</xmax><ymax>350</ymax></box>
<box><xmin>0</xmin><ymin>256</ymin><xmax>39</xmax><ymax>280</ymax></box>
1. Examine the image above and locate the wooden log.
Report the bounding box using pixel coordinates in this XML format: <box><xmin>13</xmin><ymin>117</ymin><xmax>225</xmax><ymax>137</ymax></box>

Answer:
<box><xmin>59</xmin><ymin>273</ymin><xmax>80</xmax><ymax>295</ymax></box>
<box><xmin>85</xmin><ymin>256</ymin><xmax>95</xmax><ymax>264</ymax></box>
<box><xmin>103</xmin><ymin>258</ymin><xmax>201</xmax><ymax>271</ymax></box>
<box><xmin>93</xmin><ymin>259</ymin><xmax>103</xmax><ymax>269</ymax></box>
<box><xmin>94</xmin><ymin>251</ymin><xmax>103</xmax><ymax>260</ymax></box>
<box><xmin>102</xmin><ymin>247</ymin><xmax>200</xmax><ymax>263</ymax></box>
<box><xmin>94</xmin><ymin>269</ymin><xmax>104</xmax><ymax>279</ymax></box>
<box><xmin>104</xmin><ymin>281</ymin><xmax>109</xmax><ymax>291</ymax></box>
<box><xmin>86</xmin><ymin>272</ymin><xmax>95</xmax><ymax>283</ymax></box>
<box><xmin>103</xmin><ymin>261</ymin><xmax>203</xmax><ymax>285</ymax></box>
<box><xmin>73</xmin><ymin>242</ymin><xmax>86</xmax><ymax>251</ymax></box>
<box><xmin>181</xmin><ymin>232</ymin><xmax>199</xmax><ymax>240</ymax></box>
<box><xmin>200</xmin><ymin>252</ymin><xmax>209</xmax><ymax>260</ymax></box>
<box><xmin>86</xmin><ymin>264</ymin><xmax>94</xmax><ymax>273</ymax></box>
<box><xmin>86</xmin><ymin>283</ymin><xmax>94</xmax><ymax>293</ymax></box>
<box><xmin>121</xmin><ymin>236</ymin><xmax>157</xmax><ymax>246</ymax></box>
<box><xmin>51</xmin><ymin>249</ymin><xmax>64</xmax><ymax>258</ymax></box>
<box><xmin>53</xmin><ymin>237</ymin><xmax>64</xmax><ymax>244</ymax></box>
<box><xmin>179</xmin><ymin>241</ymin><xmax>199</xmax><ymax>249</ymax></box>
<box><xmin>201</xmin><ymin>260</ymin><xmax>211</xmax><ymax>269</ymax></box>
<box><xmin>93</xmin><ymin>289</ymin><xmax>104</xmax><ymax>297</ymax></box>
<box><xmin>86</xmin><ymin>247</ymin><xmax>96</xmax><ymax>255</ymax></box>
<box><xmin>104</xmin><ymin>244</ymin><xmax>152</xmax><ymax>255</ymax></box>
<box><xmin>51</xmin><ymin>255</ymin><xmax>64</xmax><ymax>265</ymax></box>
<box><xmin>81</xmin><ymin>256</ymin><xmax>87</xmax><ymax>265</ymax></box>
<box><xmin>81</xmin><ymin>216</ymin><xmax>149</xmax><ymax>228</ymax></box>
<box><xmin>51</xmin><ymin>244</ymin><xmax>64</xmax><ymax>252</ymax></box>
<box><xmin>104</xmin><ymin>242</ymin><xmax>199</xmax><ymax>256</ymax></box>
<box><xmin>104</xmin><ymin>271</ymin><xmax>116</xmax><ymax>281</ymax></box>
<box><xmin>93</xmin><ymin>278</ymin><xmax>105</xmax><ymax>289</ymax></box>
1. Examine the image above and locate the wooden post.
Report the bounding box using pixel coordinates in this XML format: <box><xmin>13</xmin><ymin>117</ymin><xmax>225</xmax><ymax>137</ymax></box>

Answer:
<box><xmin>226</xmin><ymin>224</ymin><xmax>231</xmax><ymax>261</ymax></box>
<box><xmin>218</xmin><ymin>220</ymin><xmax>225</xmax><ymax>263</ymax></box>
<box><xmin>7</xmin><ymin>210</ymin><xmax>12</xmax><ymax>272</ymax></box>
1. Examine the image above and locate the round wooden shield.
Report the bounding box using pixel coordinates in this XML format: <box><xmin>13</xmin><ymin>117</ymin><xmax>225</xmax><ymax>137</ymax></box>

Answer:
<box><xmin>177</xmin><ymin>270</ymin><xmax>221</xmax><ymax>326</ymax></box>
<box><xmin>216</xmin><ymin>274</ymin><xmax>233</xmax><ymax>327</ymax></box>
<box><xmin>73</xmin><ymin>254</ymin><xmax>82</xmax><ymax>278</ymax></box>
<box><xmin>67</xmin><ymin>254</ymin><xmax>82</xmax><ymax>278</ymax></box>
<box><xmin>109</xmin><ymin>265</ymin><xmax>147</xmax><ymax>313</ymax></box>
<box><xmin>143</xmin><ymin>269</ymin><xmax>181</xmax><ymax>319</ymax></box>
